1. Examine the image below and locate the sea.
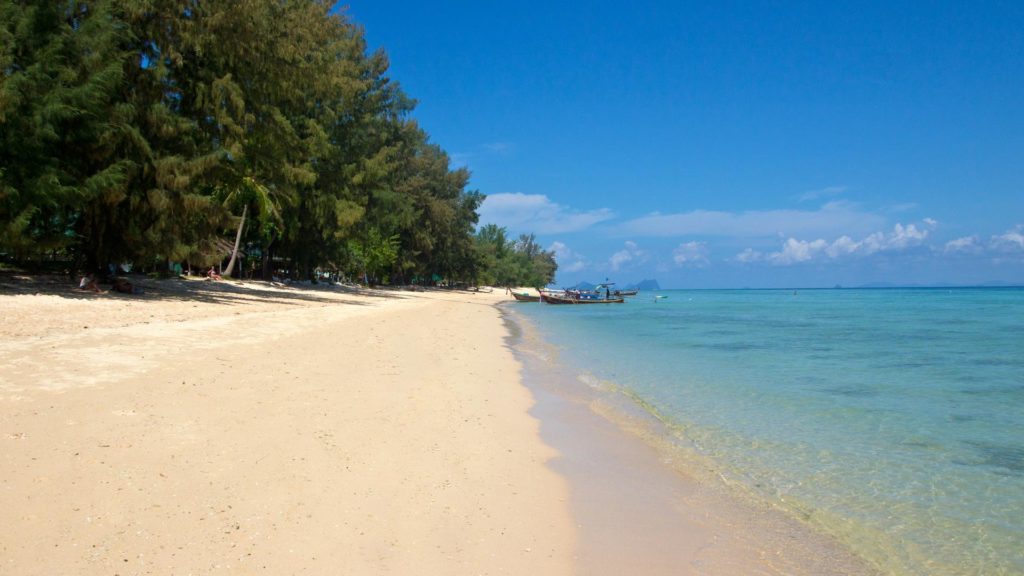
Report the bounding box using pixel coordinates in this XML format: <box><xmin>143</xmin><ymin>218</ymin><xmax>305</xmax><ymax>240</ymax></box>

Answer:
<box><xmin>505</xmin><ymin>287</ymin><xmax>1023</xmax><ymax>576</ymax></box>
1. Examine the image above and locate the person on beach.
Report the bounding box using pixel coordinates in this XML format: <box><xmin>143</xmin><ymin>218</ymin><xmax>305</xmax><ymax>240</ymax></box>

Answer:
<box><xmin>207</xmin><ymin>266</ymin><xmax>222</xmax><ymax>281</ymax></box>
<box><xmin>78</xmin><ymin>273</ymin><xmax>100</xmax><ymax>292</ymax></box>
<box><xmin>111</xmin><ymin>277</ymin><xmax>143</xmax><ymax>294</ymax></box>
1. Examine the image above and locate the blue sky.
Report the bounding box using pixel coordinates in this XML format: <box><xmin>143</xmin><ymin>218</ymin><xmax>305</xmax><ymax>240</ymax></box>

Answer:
<box><xmin>343</xmin><ymin>1</ymin><xmax>1023</xmax><ymax>288</ymax></box>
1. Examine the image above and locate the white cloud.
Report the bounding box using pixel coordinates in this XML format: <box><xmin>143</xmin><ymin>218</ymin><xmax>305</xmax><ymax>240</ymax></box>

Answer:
<box><xmin>549</xmin><ymin>241</ymin><xmax>586</xmax><ymax>272</ymax></box>
<box><xmin>991</xmin><ymin>225</ymin><xmax>1024</xmax><ymax>252</ymax></box>
<box><xmin>940</xmin><ymin>226</ymin><xmax>1023</xmax><ymax>259</ymax></box>
<box><xmin>923</xmin><ymin>217</ymin><xmax>938</xmax><ymax>227</ymax></box>
<box><xmin>609</xmin><ymin>240</ymin><xmax>646</xmax><ymax>271</ymax></box>
<box><xmin>736</xmin><ymin>220</ymin><xmax>935</xmax><ymax>266</ymax></box>
<box><xmin>769</xmin><ymin>238</ymin><xmax>829</xmax><ymax>265</ymax></box>
<box><xmin>887</xmin><ymin>222</ymin><xmax>930</xmax><ymax>248</ymax></box>
<box><xmin>672</xmin><ymin>241</ymin><xmax>709</xmax><ymax>267</ymax></box>
<box><xmin>734</xmin><ymin>248</ymin><xmax>763</xmax><ymax>263</ymax></box>
<box><xmin>562</xmin><ymin>260</ymin><xmax>586</xmax><ymax>273</ymax></box>
<box><xmin>549</xmin><ymin>241</ymin><xmax>572</xmax><ymax>259</ymax></box>
<box><xmin>824</xmin><ymin>235</ymin><xmax>860</xmax><ymax>258</ymax></box>
<box><xmin>478</xmin><ymin>193</ymin><xmax>615</xmax><ymax>235</ymax></box>
<box><xmin>617</xmin><ymin>201</ymin><xmax>886</xmax><ymax>239</ymax></box>
<box><xmin>945</xmin><ymin>236</ymin><xmax>981</xmax><ymax>254</ymax></box>
<box><xmin>609</xmin><ymin>250</ymin><xmax>632</xmax><ymax>270</ymax></box>
<box><xmin>798</xmin><ymin>186</ymin><xmax>846</xmax><ymax>202</ymax></box>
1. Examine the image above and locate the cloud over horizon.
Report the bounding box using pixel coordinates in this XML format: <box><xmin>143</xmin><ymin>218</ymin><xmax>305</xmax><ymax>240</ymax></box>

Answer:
<box><xmin>550</xmin><ymin>241</ymin><xmax>586</xmax><ymax>272</ymax></box>
<box><xmin>735</xmin><ymin>220</ymin><xmax>936</xmax><ymax>265</ymax></box>
<box><xmin>478</xmin><ymin>192</ymin><xmax>1022</xmax><ymax>285</ymax></box>
<box><xmin>945</xmin><ymin>235</ymin><xmax>982</xmax><ymax>254</ymax></box>
<box><xmin>945</xmin><ymin>225</ymin><xmax>1024</xmax><ymax>258</ymax></box>
<box><xmin>672</xmin><ymin>241</ymin><xmax>710</xmax><ymax>267</ymax></box>
<box><xmin>609</xmin><ymin>241</ymin><xmax>647</xmax><ymax>271</ymax></box>
<box><xmin>477</xmin><ymin>193</ymin><xmax>615</xmax><ymax>235</ymax></box>
<box><xmin>991</xmin><ymin>225</ymin><xmax>1024</xmax><ymax>253</ymax></box>
<box><xmin>617</xmin><ymin>201</ymin><xmax>886</xmax><ymax>239</ymax></box>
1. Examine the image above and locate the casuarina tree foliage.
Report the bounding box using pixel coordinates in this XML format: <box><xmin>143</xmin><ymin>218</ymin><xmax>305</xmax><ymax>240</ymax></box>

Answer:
<box><xmin>0</xmin><ymin>0</ymin><xmax>548</xmax><ymax>286</ymax></box>
<box><xmin>474</xmin><ymin>225</ymin><xmax>558</xmax><ymax>288</ymax></box>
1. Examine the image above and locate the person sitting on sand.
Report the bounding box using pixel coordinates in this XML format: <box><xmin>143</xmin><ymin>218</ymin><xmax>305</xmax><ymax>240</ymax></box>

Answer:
<box><xmin>78</xmin><ymin>273</ymin><xmax>100</xmax><ymax>292</ymax></box>
<box><xmin>111</xmin><ymin>277</ymin><xmax>143</xmax><ymax>294</ymax></box>
<box><xmin>207</xmin><ymin>266</ymin><xmax>222</xmax><ymax>281</ymax></box>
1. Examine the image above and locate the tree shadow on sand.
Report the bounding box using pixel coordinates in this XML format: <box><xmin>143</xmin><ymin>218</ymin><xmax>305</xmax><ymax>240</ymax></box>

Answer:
<box><xmin>0</xmin><ymin>272</ymin><xmax>410</xmax><ymax>308</ymax></box>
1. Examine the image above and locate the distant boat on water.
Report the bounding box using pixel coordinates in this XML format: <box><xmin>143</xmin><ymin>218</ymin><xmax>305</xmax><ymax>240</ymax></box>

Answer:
<box><xmin>540</xmin><ymin>289</ymin><xmax>625</xmax><ymax>304</ymax></box>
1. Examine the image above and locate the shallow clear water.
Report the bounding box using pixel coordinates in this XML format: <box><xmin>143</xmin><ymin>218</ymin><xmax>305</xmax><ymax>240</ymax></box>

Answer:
<box><xmin>511</xmin><ymin>288</ymin><xmax>1024</xmax><ymax>575</ymax></box>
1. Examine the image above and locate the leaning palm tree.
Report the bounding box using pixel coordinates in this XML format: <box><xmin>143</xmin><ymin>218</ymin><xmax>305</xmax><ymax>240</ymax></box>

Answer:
<box><xmin>215</xmin><ymin>175</ymin><xmax>281</xmax><ymax>278</ymax></box>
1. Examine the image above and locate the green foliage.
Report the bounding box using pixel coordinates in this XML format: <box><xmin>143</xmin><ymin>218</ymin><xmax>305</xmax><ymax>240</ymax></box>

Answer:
<box><xmin>474</xmin><ymin>227</ymin><xmax>558</xmax><ymax>288</ymax></box>
<box><xmin>347</xmin><ymin>227</ymin><xmax>399</xmax><ymax>284</ymax></box>
<box><xmin>0</xmin><ymin>1</ymin><xmax>137</xmax><ymax>260</ymax></box>
<box><xmin>0</xmin><ymin>1</ymin><xmax>539</xmax><ymax>284</ymax></box>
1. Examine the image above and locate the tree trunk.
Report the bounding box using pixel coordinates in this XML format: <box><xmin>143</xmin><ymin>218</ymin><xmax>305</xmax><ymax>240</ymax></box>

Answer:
<box><xmin>261</xmin><ymin>244</ymin><xmax>272</xmax><ymax>281</ymax></box>
<box><xmin>223</xmin><ymin>204</ymin><xmax>247</xmax><ymax>277</ymax></box>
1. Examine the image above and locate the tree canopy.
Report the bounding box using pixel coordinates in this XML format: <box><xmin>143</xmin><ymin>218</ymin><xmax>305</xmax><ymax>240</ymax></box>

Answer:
<box><xmin>474</xmin><ymin>226</ymin><xmax>557</xmax><ymax>288</ymax></box>
<box><xmin>0</xmin><ymin>0</ymin><xmax>548</xmax><ymax>286</ymax></box>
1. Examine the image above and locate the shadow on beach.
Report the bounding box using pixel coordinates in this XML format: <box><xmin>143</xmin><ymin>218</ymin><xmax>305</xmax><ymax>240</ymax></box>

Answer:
<box><xmin>0</xmin><ymin>271</ymin><xmax>408</xmax><ymax>308</ymax></box>
<box><xmin>0</xmin><ymin>271</ymin><xmax>490</xmax><ymax>308</ymax></box>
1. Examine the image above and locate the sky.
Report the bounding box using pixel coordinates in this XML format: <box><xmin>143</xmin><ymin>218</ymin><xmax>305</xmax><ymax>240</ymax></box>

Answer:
<box><xmin>342</xmin><ymin>1</ymin><xmax>1024</xmax><ymax>288</ymax></box>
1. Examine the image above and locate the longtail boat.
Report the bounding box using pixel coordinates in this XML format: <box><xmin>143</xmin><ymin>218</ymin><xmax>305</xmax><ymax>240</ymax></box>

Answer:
<box><xmin>540</xmin><ymin>291</ymin><xmax>625</xmax><ymax>304</ymax></box>
<box><xmin>589</xmin><ymin>282</ymin><xmax>637</xmax><ymax>298</ymax></box>
<box><xmin>511</xmin><ymin>291</ymin><xmax>540</xmax><ymax>302</ymax></box>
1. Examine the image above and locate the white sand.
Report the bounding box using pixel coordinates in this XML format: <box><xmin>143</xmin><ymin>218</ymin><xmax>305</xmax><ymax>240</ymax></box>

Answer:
<box><xmin>0</xmin><ymin>279</ymin><xmax>574</xmax><ymax>574</ymax></box>
<box><xmin>1</xmin><ymin>276</ymin><xmax>876</xmax><ymax>575</ymax></box>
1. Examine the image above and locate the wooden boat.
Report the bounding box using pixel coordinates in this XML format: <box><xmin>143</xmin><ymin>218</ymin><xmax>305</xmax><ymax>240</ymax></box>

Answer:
<box><xmin>511</xmin><ymin>291</ymin><xmax>540</xmax><ymax>302</ymax></box>
<box><xmin>587</xmin><ymin>282</ymin><xmax>636</xmax><ymax>298</ymax></box>
<box><xmin>540</xmin><ymin>291</ymin><xmax>624</xmax><ymax>304</ymax></box>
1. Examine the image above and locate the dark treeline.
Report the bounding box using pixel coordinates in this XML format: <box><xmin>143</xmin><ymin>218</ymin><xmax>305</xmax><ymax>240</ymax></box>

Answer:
<box><xmin>0</xmin><ymin>1</ymin><xmax>556</xmax><ymax>287</ymax></box>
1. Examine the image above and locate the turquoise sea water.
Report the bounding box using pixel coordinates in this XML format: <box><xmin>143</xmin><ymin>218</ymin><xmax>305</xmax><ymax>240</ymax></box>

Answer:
<box><xmin>509</xmin><ymin>288</ymin><xmax>1024</xmax><ymax>575</ymax></box>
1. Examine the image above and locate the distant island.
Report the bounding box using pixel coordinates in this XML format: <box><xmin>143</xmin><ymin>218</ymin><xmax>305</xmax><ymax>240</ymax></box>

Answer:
<box><xmin>628</xmin><ymin>279</ymin><xmax>661</xmax><ymax>291</ymax></box>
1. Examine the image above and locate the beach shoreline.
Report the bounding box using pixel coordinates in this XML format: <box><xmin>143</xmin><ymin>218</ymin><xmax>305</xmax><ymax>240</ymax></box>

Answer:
<box><xmin>501</xmin><ymin>304</ymin><xmax>879</xmax><ymax>576</ymax></box>
<box><xmin>3</xmin><ymin>275</ymin><xmax>875</xmax><ymax>575</ymax></box>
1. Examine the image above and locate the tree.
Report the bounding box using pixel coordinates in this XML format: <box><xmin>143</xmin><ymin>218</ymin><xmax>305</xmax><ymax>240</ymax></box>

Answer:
<box><xmin>0</xmin><ymin>1</ymin><xmax>137</xmax><ymax>266</ymax></box>
<box><xmin>348</xmin><ymin>226</ymin><xmax>399</xmax><ymax>284</ymax></box>
<box><xmin>0</xmin><ymin>0</ymin><xmax>533</xmax><ymax>287</ymax></box>
<box><xmin>215</xmin><ymin>175</ymin><xmax>280</xmax><ymax>277</ymax></box>
<box><xmin>473</xmin><ymin>227</ymin><xmax>558</xmax><ymax>287</ymax></box>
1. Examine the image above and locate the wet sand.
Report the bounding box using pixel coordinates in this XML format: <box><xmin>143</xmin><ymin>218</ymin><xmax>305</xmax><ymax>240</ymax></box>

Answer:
<box><xmin>505</xmin><ymin>304</ymin><xmax>879</xmax><ymax>576</ymax></box>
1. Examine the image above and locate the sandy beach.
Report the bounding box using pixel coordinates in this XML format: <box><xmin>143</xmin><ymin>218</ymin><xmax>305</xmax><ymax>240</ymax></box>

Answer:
<box><xmin>1</xmin><ymin>275</ymin><xmax>874</xmax><ymax>575</ymax></box>
<box><xmin>1</xmin><ymin>277</ymin><xmax>574</xmax><ymax>574</ymax></box>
